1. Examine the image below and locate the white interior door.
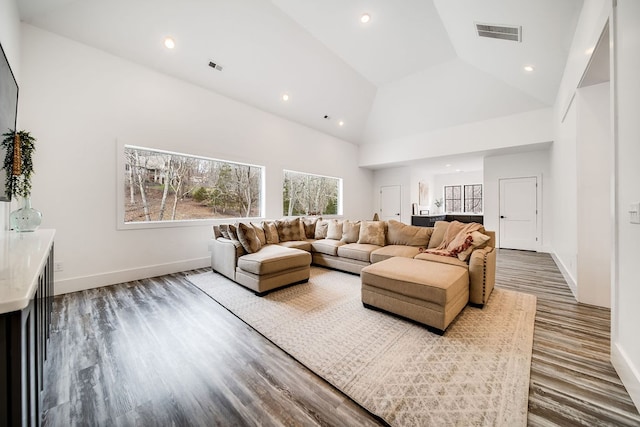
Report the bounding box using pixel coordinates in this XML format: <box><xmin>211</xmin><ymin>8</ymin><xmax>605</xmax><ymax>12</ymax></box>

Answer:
<box><xmin>499</xmin><ymin>177</ymin><xmax>538</xmax><ymax>250</ymax></box>
<box><xmin>380</xmin><ymin>185</ymin><xmax>401</xmax><ymax>222</ymax></box>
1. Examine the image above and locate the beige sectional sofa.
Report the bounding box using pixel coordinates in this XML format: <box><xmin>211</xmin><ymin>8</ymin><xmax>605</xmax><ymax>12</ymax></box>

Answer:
<box><xmin>211</xmin><ymin>218</ymin><xmax>496</xmax><ymax>310</ymax></box>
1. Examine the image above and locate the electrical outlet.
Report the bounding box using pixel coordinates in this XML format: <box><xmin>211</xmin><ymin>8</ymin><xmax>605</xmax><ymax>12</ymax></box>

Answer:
<box><xmin>54</xmin><ymin>262</ymin><xmax>64</xmax><ymax>272</ymax></box>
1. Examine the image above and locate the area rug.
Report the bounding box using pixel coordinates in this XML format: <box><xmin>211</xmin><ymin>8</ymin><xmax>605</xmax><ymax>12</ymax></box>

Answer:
<box><xmin>187</xmin><ymin>267</ymin><xmax>536</xmax><ymax>426</ymax></box>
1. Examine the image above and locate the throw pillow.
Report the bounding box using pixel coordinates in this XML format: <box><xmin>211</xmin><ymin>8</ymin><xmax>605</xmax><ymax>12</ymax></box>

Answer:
<box><xmin>236</xmin><ymin>223</ymin><xmax>262</xmax><ymax>254</ymax></box>
<box><xmin>218</xmin><ymin>224</ymin><xmax>230</xmax><ymax>239</ymax></box>
<box><xmin>262</xmin><ymin>221</ymin><xmax>280</xmax><ymax>244</ymax></box>
<box><xmin>326</xmin><ymin>219</ymin><xmax>344</xmax><ymax>240</ymax></box>
<box><xmin>427</xmin><ymin>221</ymin><xmax>450</xmax><ymax>249</ymax></box>
<box><xmin>251</xmin><ymin>222</ymin><xmax>267</xmax><ymax>246</ymax></box>
<box><xmin>302</xmin><ymin>217</ymin><xmax>320</xmax><ymax>239</ymax></box>
<box><xmin>227</xmin><ymin>224</ymin><xmax>239</xmax><ymax>241</ymax></box>
<box><xmin>276</xmin><ymin>218</ymin><xmax>304</xmax><ymax>242</ymax></box>
<box><xmin>341</xmin><ymin>220</ymin><xmax>361</xmax><ymax>243</ymax></box>
<box><xmin>314</xmin><ymin>220</ymin><xmax>329</xmax><ymax>239</ymax></box>
<box><xmin>357</xmin><ymin>221</ymin><xmax>386</xmax><ymax>246</ymax></box>
<box><xmin>386</xmin><ymin>220</ymin><xmax>432</xmax><ymax>246</ymax></box>
<box><xmin>456</xmin><ymin>231</ymin><xmax>491</xmax><ymax>261</ymax></box>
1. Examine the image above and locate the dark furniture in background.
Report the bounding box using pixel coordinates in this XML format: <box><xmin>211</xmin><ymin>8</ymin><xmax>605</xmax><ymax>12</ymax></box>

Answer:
<box><xmin>0</xmin><ymin>230</ymin><xmax>55</xmax><ymax>427</ymax></box>
<box><xmin>411</xmin><ymin>214</ymin><xmax>484</xmax><ymax>227</ymax></box>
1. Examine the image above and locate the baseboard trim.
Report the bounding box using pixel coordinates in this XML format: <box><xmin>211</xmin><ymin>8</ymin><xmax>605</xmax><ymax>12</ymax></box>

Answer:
<box><xmin>54</xmin><ymin>257</ymin><xmax>210</xmax><ymax>295</ymax></box>
<box><xmin>612</xmin><ymin>341</ymin><xmax>640</xmax><ymax>413</ymax></box>
<box><xmin>550</xmin><ymin>252</ymin><xmax>578</xmax><ymax>300</ymax></box>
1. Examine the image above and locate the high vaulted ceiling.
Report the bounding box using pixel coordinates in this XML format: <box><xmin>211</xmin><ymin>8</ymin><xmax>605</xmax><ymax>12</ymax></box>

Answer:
<box><xmin>18</xmin><ymin>0</ymin><xmax>583</xmax><ymax>145</ymax></box>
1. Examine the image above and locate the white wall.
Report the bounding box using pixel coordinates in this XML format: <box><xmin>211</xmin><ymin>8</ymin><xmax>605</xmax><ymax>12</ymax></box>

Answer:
<box><xmin>20</xmin><ymin>25</ymin><xmax>373</xmax><ymax>294</ymax></box>
<box><xmin>484</xmin><ymin>150</ymin><xmax>551</xmax><ymax>252</ymax></box>
<box><xmin>359</xmin><ymin>108</ymin><xmax>553</xmax><ymax>168</ymax></box>
<box><xmin>0</xmin><ymin>0</ymin><xmax>20</xmax><ymax>229</ymax></box>
<box><xmin>576</xmin><ymin>82</ymin><xmax>611</xmax><ymax>308</ymax></box>
<box><xmin>612</xmin><ymin>0</ymin><xmax>640</xmax><ymax>410</ymax></box>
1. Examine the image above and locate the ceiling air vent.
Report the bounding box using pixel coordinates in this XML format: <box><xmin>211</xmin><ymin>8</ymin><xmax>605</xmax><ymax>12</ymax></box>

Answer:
<box><xmin>475</xmin><ymin>23</ymin><xmax>521</xmax><ymax>42</ymax></box>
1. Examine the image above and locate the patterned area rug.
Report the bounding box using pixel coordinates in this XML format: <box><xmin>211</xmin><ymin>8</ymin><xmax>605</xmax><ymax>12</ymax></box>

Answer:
<box><xmin>187</xmin><ymin>267</ymin><xmax>536</xmax><ymax>426</ymax></box>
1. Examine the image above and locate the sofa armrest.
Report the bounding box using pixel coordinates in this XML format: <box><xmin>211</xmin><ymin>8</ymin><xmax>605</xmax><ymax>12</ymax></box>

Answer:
<box><xmin>468</xmin><ymin>246</ymin><xmax>496</xmax><ymax>306</ymax></box>
<box><xmin>210</xmin><ymin>237</ymin><xmax>245</xmax><ymax>281</ymax></box>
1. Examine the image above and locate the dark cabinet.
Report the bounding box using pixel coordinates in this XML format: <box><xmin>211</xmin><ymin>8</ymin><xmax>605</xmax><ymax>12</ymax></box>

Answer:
<box><xmin>411</xmin><ymin>215</ymin><xmax>483</xmax><ymax>227</ymax></box>
<box><xmin>0</xmin><ymin>231</ymin><xmax>55</xmax><ymax>427</ymax></box>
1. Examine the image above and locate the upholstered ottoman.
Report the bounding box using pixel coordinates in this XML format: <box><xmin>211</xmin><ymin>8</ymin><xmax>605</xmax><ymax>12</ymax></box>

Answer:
<box><xmin>361</xmin><ymin>257</ymin><xmax>469</xmax><ymax>334</ymax></box>
<box><xmin>235</xmin><ymin>245</ymin><xmax>311</xmax><ymax>295</ymax></box>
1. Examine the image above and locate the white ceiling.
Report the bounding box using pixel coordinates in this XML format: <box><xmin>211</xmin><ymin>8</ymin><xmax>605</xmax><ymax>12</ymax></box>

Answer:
<box><xmin>17</xmin><ymin>0</ymin><xmax>584</xmax><ymax>146</ymax></box>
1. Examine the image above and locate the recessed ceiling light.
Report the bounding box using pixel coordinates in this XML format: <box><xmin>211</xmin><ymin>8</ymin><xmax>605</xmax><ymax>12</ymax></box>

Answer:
<box><xmin>455</xmin><ymin>169</ymin><xmax>462</xmax><ymax>172</ymax></box>
<box><xmin>338</xmin><ymin>120</ymin><xmax>345</xmax><ymax>127</ymax></box>
<box><xmin>164</xmin><ymin>37</ymin><xmax>175</xmax><ymax>49</ymax></box>
<box><xmin>445</xmin><ymin>164</ymin><xmax>451</xmax><ymax>167</ymax></box>
<box><xmin>360</xmin><ymin>13</ymin><xmax>371</xmax><ymax>23</ymax></box>
<box><xmin>282</xmin><ymin>93</ymin><xmax>289</xmax><ymax>101</ymax></box>
<box><xmin>585</xmin><ymin>47</ymin><xmax>595</xmax><ymax>55</ymax></box>
<box><xmin>523</xmin><ymin>65</ymin><xmax>535</xmax><ymax>72</ymax></box>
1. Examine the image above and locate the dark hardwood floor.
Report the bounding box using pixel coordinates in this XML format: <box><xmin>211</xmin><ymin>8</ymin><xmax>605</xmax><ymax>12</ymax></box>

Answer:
<box><xmin>41</xmin><ymin>250</ymin><xmax>640</xmax><ymax>426</ymax></box>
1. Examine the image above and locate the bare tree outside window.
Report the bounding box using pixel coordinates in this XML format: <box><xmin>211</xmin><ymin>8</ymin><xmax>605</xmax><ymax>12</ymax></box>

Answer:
<box><xmin>283</xmin><ymin>170</ymin><xmax>342</xmax><ymax>216</ymax></box>
<box><xmin>444</xmin><ymin>185</ymin><xmax>462</xmax><ymax>213</ymax></box>
<box><xmin>464</xmin><ymin>184</ymin><xmax>483</xmax><ymax>213</ymax></box>
<box><xmin>124</xmin><ymin>145</ymin><xmax>263</xmax><ymax>223</ymax></box>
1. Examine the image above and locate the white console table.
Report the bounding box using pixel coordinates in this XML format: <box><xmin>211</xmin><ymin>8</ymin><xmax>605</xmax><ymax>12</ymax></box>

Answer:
<box><xmin>0</xmin><ymin>229</ymin><xmax>55</xmax><ymax>427</ymax></box>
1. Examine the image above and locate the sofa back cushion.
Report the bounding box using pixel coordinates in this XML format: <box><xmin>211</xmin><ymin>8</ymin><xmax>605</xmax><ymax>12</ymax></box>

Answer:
<box><xmin>386</xmin><ymin>220</ymin><xmax>432</xmax><ymax>247</ymax></box>
<box><xmin>276</xmin><ymin>217</ymin><xmax>305</xmax><ymax>242</ymax></box>
<box><xmin>427</xmin><ymin>221</ymin><xmax>449</xmax><ymax>249</ymax></box>
<box><xmin>262</xmin><ymin>221</ymin><xmax>280</xmax><ymax>244</ymax></box>
<box><xmin>237</xmin><ymin>223</ymin><xmax>262</xmax><ymax>254</ymax></box>
<box><xmin>341</xmin><ymin>220</ymin><xmax>361</xmax><ymax>243</ymax></box>
<box><xmin>326</xmin><ymin>219</ymin><xmax>344</xmax><ymax>240</ymax></box>
<box><xmin>358</xmin><ymin>221</ymin><xmax>386</xmax><ymax>246</ymax></box>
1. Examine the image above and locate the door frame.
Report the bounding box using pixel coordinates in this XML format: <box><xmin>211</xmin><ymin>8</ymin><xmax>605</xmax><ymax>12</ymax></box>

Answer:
<box><xmin>497</xmin><ymin>174</ymin><xmax>543</xmax><ymax>251</ymax></box>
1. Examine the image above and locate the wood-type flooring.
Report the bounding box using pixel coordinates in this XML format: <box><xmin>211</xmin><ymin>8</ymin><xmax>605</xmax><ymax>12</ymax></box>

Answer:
<box><xmin>41</xmin><ymin>250</ymin><xmax>640</xmax><ymax>426</ymax></box>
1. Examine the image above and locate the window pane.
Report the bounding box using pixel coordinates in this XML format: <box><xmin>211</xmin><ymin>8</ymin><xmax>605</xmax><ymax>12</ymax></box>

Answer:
<box><xmin>283</xmin><ymin>170</ymin><xmax>342</xmax><ymax>216</ymax></box>
<box><xmin>124</xmin><ymin>145</ymin><xmax>263</xmax><ymax>223</ymax></box>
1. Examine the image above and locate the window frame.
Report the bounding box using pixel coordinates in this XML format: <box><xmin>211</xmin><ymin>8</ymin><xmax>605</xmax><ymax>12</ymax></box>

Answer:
<box><xmin>444</xmin><ymin>185</ymin><xmax>462</xmax><ymax>213</ymax></box>
<box><xmin>117</xmin><ymin>142</ymin><xmax>266</xmax><ymax>230</ymax></box>
<box><xmin>282</xmin><ymin>169</ymin><xmax>343</xmax><ymax>217</ymax></box>
<box><xmin>463</xmin><ymin>184</ymin><xmax>483</xmax><ymax>213</ymax></box>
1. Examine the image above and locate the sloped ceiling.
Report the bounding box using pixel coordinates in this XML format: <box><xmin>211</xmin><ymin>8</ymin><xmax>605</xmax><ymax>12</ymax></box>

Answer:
<box><xmin>17</xmin><ymin>0</ymin><xmax>583</xmax><ymax>147</ymax></box>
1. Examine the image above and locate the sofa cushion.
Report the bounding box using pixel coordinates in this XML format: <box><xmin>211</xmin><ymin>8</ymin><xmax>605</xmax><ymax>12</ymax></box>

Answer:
<box><xmin>262</xmin><ymin>221</ymin><xmax>280</xmax><ymax>244</ymax></box>
<box><xmin>370</xmin><ymin>245</ymin><xmax>421</xmax><ymax>264</ymax></box>
<box><xmin>358</xmin><ymin>221</ymin><xmax>386</xmax><ymax>246</ymax></box>
<box><xmin>237</xmin><ymin>245</ymin><xmax>311</xmax><ymax>276</ymax></box>
<box><xmin>427</xmin><ymin>221</ymin><xmax>449</xmax><ymax>249</ymax></box>
<box><xmin>227</xmin><ymin>224</ymin><xmax>239</xmax><ymax>241</ymax></box>
<box><xmin>326</xmin><ymin>219</ymin><xmax>344</xmax><ymax>240</ymax></box>
<box><xmin>315</xmin><ymin>220</ymin><xmax>329</xmax><ymax>239</ymax></box>
<box><xmin>456</xmin><ymin>231</ymin><xmax>490</xmax><ymax>261</ymax></box>
<box><xmin>279</xmin><ymin>240</ymin><xmax>312</xmax><ymax>252</ymax></box>
<box><xmin>276</xmin><ymin>217</ymin><xmax>305</xmax><ymax>242</ymax></box>
<box><xmin>302</xmin><ymin>217</ymin><xmax>320</xmax><ymax>239</ymax></box>
<box><xmin>311</xmin><ymin>238</ymin><xmax>345</xmax><ymax>256</ymax></box>
<box><xmin>337</xmin><ymin>243</ymin><xmax>381</xmax><ymax>263</ymax></box>
<box><xmin>341</xmin><ymin>220</ymin><xmax>361</xmax><ymax>243</ymax></box>
<box><xmin>219</xmin><ymin>224</ymin><xmax>231</xmax><ymax>239</ymax></box>
<box><xmin>386</xmin><ymin>220</ymin><xmax>432</xmax><ymax>247</ymax></box>
<box><xmin>236</xmin><ymin>223</ymin><xmax>262</xmax><ymax>254</ymax></box>
<box><xmin>251</xmin><ymin>222</ymin><xmax>267</xmax><ymax>246</ymax></box>
<box><xmin>414</xmin><ymin>252</ymin><xmax>468</xmax><ymax>268</ymax></box>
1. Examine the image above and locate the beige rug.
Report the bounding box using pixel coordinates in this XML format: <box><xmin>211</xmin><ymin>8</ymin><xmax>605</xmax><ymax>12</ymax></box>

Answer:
<box><xmin>188</xmin><ymin>267</ymin><xmax>536</xmax><ymax>426</ymax></box>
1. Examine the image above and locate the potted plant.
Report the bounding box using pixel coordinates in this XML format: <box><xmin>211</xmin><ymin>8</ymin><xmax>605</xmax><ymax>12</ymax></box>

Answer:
<box><xmin>1</xmin><ymin>130</ymin><xmax>41</xmax><ymax>231</ymax></box>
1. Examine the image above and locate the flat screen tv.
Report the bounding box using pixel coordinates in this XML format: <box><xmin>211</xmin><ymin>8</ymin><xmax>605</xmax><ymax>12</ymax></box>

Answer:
<box><xmin>0</xmin><ymin>41</ymin><xmax>18</xmax><ymax>201</ymax></box>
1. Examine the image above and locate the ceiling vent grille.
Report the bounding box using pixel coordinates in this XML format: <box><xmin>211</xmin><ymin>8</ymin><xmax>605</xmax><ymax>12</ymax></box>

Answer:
<box><xmin>476</xmin><ymin>23</ymin><xmax>521</xmax><ymax>42</ymax></box>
